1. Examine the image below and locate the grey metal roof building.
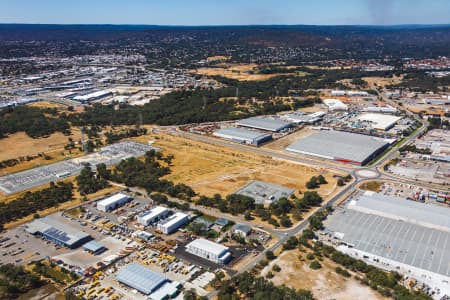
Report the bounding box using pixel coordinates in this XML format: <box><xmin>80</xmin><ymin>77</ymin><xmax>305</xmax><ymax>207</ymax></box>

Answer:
<box><xmin>235</xmin><ymin>180</ymin><xmax>295</xmax><ymax>206</ymax></box>
<box><xmin>213</xmin><ymin>127</ymin><xmax>272</xmax><ymax>145</ymax></box>
<box><xmin>349</xmin><ymin>191</ymin><xmax>450</xmax><ymax>232</ymax></box>
<box><xmin>116</xmin><ymin>264</ymin><xmax>167</xmax><ymax>295</ymax></box>
<box><xmin>323</xmin><ymin>192</ymin><xmax>450</xmax><ymax>280</ymax></box>
<box><xmin>236</xmin><ymin>117</ymin><xmax>292</xmax><ymax>132</ymax></box>
<box><xmin>324</xmin><ymin>208</ymin><xmax>450</xmax><ymax>278</ymax></box>
<box><xmin>83</xmin><ymin>240</ymin><xmax>106</xmax><ymax>254</ymax></box>
<box><xmin>26</xmin><ymin>217</ymin><xmax>92</xmax><ymax>249</ymax></box>
<box><xmin>286</xmin><ymin>130</ymin><xmax>390</xmax><ymax>165</ymax></box>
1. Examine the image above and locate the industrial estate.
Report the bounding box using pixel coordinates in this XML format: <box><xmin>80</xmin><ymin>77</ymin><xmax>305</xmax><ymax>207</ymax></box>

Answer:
<box><xmin>0</xmin><ymin>21</ymin><xmax>449</xmax><ymax>300</ymax></box>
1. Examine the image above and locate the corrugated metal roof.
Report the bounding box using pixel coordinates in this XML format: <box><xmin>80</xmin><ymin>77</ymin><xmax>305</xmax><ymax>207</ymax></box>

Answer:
<box><xmin>138</xmin><ymin>206</ymin><xmax>169</xmax><ymax>222</ymax></box>
<box><xmin>325</xmin><ymin>208</ymin><xmax>450</xmax><ymax>277</ymax></box>
<box><xmin>157</xmin><ymin>212</ymin><xmax>188</xmax><ymax>227</ymax></box>
<box><xmin>186</xmin><ymin>239</ymin><xmax>229</xmax><ymax>256</ymax></box>
<box><xmin>349</xmin><ymin>191</ymin><xmax>450</xmax><ymax>232</ymax></box>
<box><xmin>116</xmin><ymin>264</ymin><xmax>167</xmax><ymax>295</ymax></box>
<box><xmin>26</xmin><ymin>216</ymin><xmax>91</xmax><ymax>246</ymax></box>
<box><xmin>82</xmin><ymin>240</ymin><xmax>104</xmax><ymax>252</ymax></box>
<box><xmin>214</xmin><ymin>127</ymin><xmax>271</xmax><ymax>141</ymax></box>
<box><xmin>233</xmin><ymin>224</ymin><xmax>252</xmax><ymax>233</ymax></box>
<box><xmin>286</xmin><ymin>131</ymin><xmax>389</xmax><ymax>163</ymax></box>
<box><xmin>97</xmin><ymin>193</ymin><xmax>129</xmax><ymax>207</ymax></box>
<box><xmin>236</xmin><ymin>117</ymin><xmax>292</xmax><ymax>132</ymax></box>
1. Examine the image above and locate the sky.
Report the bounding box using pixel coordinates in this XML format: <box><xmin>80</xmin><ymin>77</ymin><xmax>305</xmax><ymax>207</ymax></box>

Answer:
<box><xmin>0</xmin><ymin>0</ymin><xmax>449</xmax><ymax>26</ymax></box>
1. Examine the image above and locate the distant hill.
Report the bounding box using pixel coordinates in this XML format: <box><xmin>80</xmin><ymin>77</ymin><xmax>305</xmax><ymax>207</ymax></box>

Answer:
<box><xmin>0</xmin><ymin>24</ymin><xmax>449</xmax><ymax>60</ymax></box>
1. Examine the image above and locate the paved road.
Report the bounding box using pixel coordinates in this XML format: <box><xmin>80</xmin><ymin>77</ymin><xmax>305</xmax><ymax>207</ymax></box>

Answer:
<box><xmin>175</xmin><ymin>129</ymin><xmax>355</xmax><ymax>175</ymax></box>
<box><xmin>202</xmin><ymin>90</ymin><xmax>440</xmax><ymax>299</ymax></box>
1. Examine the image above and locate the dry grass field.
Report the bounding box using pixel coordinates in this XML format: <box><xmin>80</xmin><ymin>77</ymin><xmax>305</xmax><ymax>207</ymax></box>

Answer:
<box><xmin>206</xmin><ymin>55</ymin><xmax>230</xmax><ymax>62</ymax></box>
<box><xmin>362</xmin><ymin>75</ymin><xmax>404</xmax><ymax>87</ymax></box>
<box><xmin>192</xmin><ymin>63</ymin><xmax>296</xmax><ymax>81</ymax></box>
<box><xmin>0</xmin><ymin>128</ymin><xmax>82</xmax><ymax>161</ymax></box>
<box><xmin>133</xmin><ymin>132</ymin><xmax>342</xmax><ymax>198</ymax></box>
<box><xmin>262</xmin><ymin>250</ymin><xmax>386</xmax><ymax>300</ymax></box>
<box><xmin>27</xmin><ymin>101</ymin><xmax>66</xmax><ymax>109</ymax></box>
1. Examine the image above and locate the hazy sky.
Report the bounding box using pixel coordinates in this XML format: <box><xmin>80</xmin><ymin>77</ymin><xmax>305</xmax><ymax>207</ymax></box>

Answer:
<box><xmin>1</xmin><ymin>0</ymin><xmax>449</xmax><ymax>25</ymax></box>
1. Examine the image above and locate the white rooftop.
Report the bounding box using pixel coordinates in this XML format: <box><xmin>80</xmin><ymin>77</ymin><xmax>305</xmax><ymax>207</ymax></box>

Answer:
<box><xmin>97</xmin><ymin>193</ymin><xmax>129</xmax><ymax>207</ymax></box>
<box><xmin>186</xmin><ymin>238</ymin><xmax>229</xmax><ymax>256</ymax></box>
<box><xmin>139</xmin><ymin>206</ymin><xmax>169</xmax><ymax>222</ymax></box>
<box><xmin>349</xmin><ymin>191</ymin><xmax>450</xmax><ymax>232</ymax></box>
<box><xmin>158</xmin><ymin>212</ymin><xmax>188</xmax><ymax>227</ymax></box>
<box><xmin>323</xmin><ymin>99</ymin><xmax>348</xmax><ymax>111</ymax></box>
<box><xmin>357</xmin><ymin>113</ymin><xmax>402</xmax><ymax>130</ymax></box>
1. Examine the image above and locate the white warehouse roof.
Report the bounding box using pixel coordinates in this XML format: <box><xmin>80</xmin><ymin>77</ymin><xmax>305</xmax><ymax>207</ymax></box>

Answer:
<box><xmin>157</xmin><ymin>212</ymin><xmax>188</xmax><ymax>228</ymax></box>
<box><xmin>73</xmin><ymin>90</ymin><xmax>112</xmax><ymax>101</ymax></box>
<box><xmin>349</xmin><ymin>191</ymin><xmax>450</xmax><ymax>232</ymax></box>
<box><xmin>357</xmin><ymin>113</ymin><xmax>402</xmax><ymax>131</ymax></box>
<box><xmin>286</xmin><ymin>131</ymin><xmax>390</xmax><ymax>165</ymax></box>
<box><xmin>186</xmin><ymin>238</ymin><xmax>229</xmax><ymax>256</ymax></box>
<box><xmin>138</xmin><ymin>206</ymin><xmax>169</xmax><ymax>223</ymax></box>
<box><xmin>97</xmin><ymin>193</ymin><xmax>129</xmax><ymax>208</ymax></box>
<box><xmin>323</xmin><ymin>99</ymin><xmax>348</xmax><ymax>111</ymax></box>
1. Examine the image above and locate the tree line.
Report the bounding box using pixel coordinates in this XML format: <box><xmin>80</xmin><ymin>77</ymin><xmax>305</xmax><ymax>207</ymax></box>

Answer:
<box><xmin>0</xmin><ymin>182</ymin><xmax>73</xmax><ymax>228</ymax></box>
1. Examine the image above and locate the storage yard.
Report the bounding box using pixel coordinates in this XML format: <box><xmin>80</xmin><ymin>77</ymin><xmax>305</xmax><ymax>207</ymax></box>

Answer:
<box><xmin>286</xmin><ymin>130</ymin><xmax>392</xmax><ymax>165</ymax></box>
<box><xmin>322</xmin><ymin>191</ymin><xmax>450</xmax><ymax>296</ymax></box>
<box><xmin>0</xmin><ymin>141</ymin><xmax>156</xmax><ymax>194</ymax></box>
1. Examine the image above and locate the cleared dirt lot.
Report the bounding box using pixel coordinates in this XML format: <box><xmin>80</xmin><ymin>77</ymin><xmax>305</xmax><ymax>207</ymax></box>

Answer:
<box><xmin>262</xmin><ymin>250</ymin><xmax>386</xmax><ymax>300</ymax></box>
<box><xmin>133</xmin><ymin>132</ymin><xmax>341</xmax><ymax>198</ymax></box>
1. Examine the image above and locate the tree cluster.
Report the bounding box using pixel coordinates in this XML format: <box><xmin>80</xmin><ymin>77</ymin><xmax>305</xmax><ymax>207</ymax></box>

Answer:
<box><xmin>0</xmin><ymin>182</ymin><xmax>73</xmax><ymax>227</ymax></box>
<box><xmin>218</xmin><ymin>272</ymin><xmax>314</xmax><ymax>300</ymax></box>
<box><xmin>0</xmin><ymin>106</ymin><xmax>70</xmax><ymax>139</ymax></box>
<box><xmin>0</xmin><ymin>264</ymin><xmax>44</xmax><ymax>299</ymax></box>
<box><xmin>76</xmin><ymin>164</ymin><xmax>110</xmax><ymax>196</ymax></box>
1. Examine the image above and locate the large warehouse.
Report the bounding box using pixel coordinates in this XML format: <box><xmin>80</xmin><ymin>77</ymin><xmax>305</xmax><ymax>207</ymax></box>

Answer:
<box><xmin>97</xmin><ymin>193</ymin><xmax>130</xmax><ymax>212</ymax></box>
<box><xmin>137</xmin><ymin>206</ymin><xmax>170</xmax><ymax>226</ymax></box>
<box><xmin>323</xmin><ymin>99</ymin><xmax>348</xmax><ymax>111</ymax></box>
<box><xmin>157</xmin><ymin>212</ymin><xmax>189</xmax><ymax>234</ymax></box>
<box><xmin>286</xmin><ymin>130</ymin><xmax>391</xmax><ymax>165</ymax></box>
<box><xmin>357</xmin><ymin>113</ymin><xmax>402</xmax><ymax>131</ymax></box>
<box><xmin>323</xmin><ymin>192</ymin><xmax>450</xmax><ymax>294</ymax></box>
<box><xmin>116</xmin><ymin>264</ymin><xmax>167</xmax><ymax>295</ymax></box>
<box><xmin>236</xmin><ymin>117</ymin><xmax>292</xmax><ymax>132</ymax></box>
<box><xmin>26</xmin><ymin>217</ymin><xmax>92</xmax><ymax>249</ymax></box>
<box><xmin>213</xmin><ymin>127</ymin><xmax>272</xmax><ymax>146</ymax></box>
<box><xmin>185</xmin><ymin>239</ymin><xmax>232</xmax><ymax>264</ymax></box>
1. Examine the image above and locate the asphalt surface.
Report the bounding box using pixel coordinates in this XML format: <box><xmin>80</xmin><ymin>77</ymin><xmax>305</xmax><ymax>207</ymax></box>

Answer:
<box><xmin>203</xmin><ymin>89</ymin><xmax>434</xmax><ymax>299</ymax></box>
